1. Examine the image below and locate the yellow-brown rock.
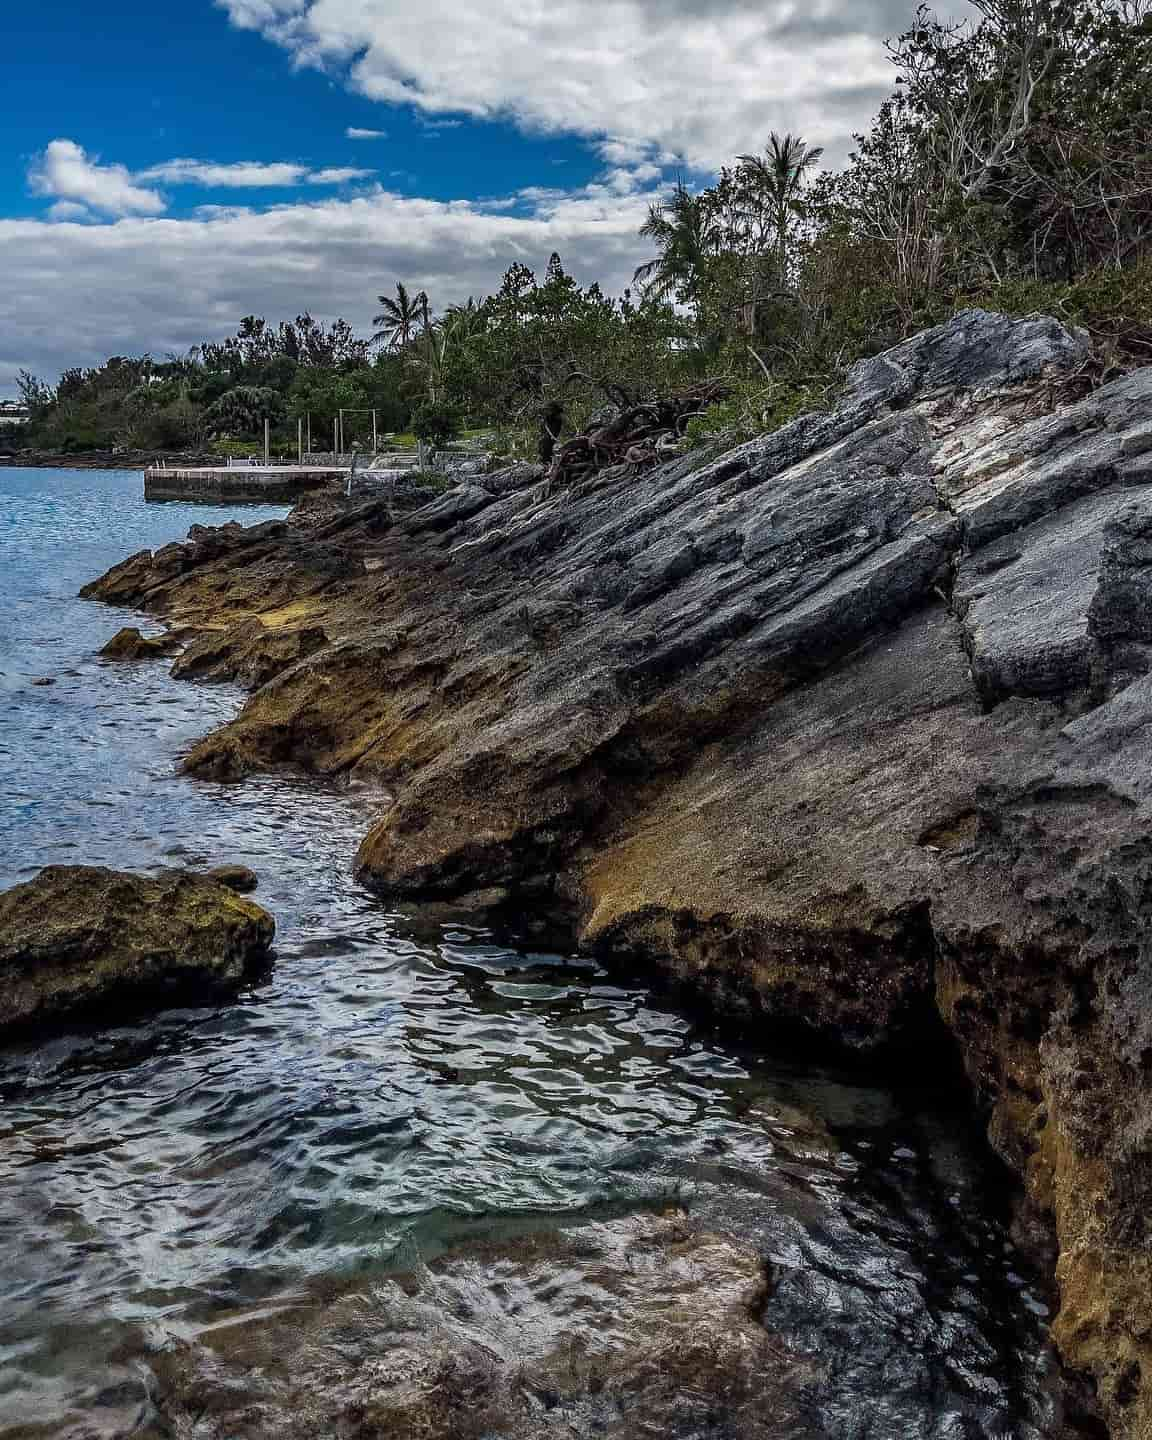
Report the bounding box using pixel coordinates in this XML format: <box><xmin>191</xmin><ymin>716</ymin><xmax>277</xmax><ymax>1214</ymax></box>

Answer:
<box><xmin>0</xmin><ymin>866</ymin><xmax>275</xmax><ymax>1033</ymax></box>
<box><xmin>99</xmin><ymin>625</ymin><xmax>181</xmax><ymax>660</ymax></box>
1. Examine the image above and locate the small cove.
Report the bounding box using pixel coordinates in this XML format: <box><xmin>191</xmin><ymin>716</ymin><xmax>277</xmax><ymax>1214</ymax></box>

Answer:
<box><xmin>0</xmin><ymin>467</ymin><xmax>1070</xmax><ymax>1437</ymax></box>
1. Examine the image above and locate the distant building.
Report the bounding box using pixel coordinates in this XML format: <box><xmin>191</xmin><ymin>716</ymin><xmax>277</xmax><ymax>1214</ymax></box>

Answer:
<box><xmin>0</xmin><ymin>400</ymin><xmax>29</xmax><ymax>424</ymax></box>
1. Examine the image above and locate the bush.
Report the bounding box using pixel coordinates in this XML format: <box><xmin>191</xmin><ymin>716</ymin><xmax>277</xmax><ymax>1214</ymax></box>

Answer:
<box><xmin>205</xmin><ymin>386</ymin><xmax>286</xmax><ymax>438</ymax></box>
<box><xmin>411</xmin><ymin>402</ymin><xmax>461</xmax><ymax>448</ymax></box>
<box><xmin>685</xmin><ymin>377</ymin><xmax>832</xmax><ymax>450</ymax></box>
<box><xmin>961</xmin><ymin>261</ymin><xmax>1152</xmax><ymax>361</ymax></box>
<box><xmin>211</xmin><ymin>438</ymin><xmax>265</xmax><ymax>460</ymax></box>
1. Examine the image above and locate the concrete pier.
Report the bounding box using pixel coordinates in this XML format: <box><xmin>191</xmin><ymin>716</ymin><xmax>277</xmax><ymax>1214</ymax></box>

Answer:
<box><xmin>144</xmin><ymin>466</ymin><xmax>344</xmax><ymax>503</ymax></box>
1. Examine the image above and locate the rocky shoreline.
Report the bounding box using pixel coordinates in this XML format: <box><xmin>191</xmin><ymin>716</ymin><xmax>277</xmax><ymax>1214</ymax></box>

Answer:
<box><xmin>81</xmin><ymin>308</ymin><xmax>1152</xmax><ymax>1438</ymax></box>
<box><xmin>0</xmin><ymin>448</ymin><xmax>224</xmax><ymax>470</ymax></box>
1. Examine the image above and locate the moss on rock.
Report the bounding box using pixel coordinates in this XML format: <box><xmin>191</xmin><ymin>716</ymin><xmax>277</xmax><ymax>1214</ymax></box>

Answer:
<box><xmin>0</xmin><ymin>865</ymin><xmax>275</xmax><ymax>1034</ymax></box>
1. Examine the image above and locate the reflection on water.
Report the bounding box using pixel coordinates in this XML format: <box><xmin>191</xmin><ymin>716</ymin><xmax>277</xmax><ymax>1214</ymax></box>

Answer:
<box><xmin>0</xmin><ymin>470</ymin><xmax>1065</xmax><ymax>1438</ymax></box>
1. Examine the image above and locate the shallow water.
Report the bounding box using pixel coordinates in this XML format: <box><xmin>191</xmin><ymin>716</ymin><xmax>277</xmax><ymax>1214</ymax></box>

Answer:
<box><xmin>0</xmin><ymin>468</ymin><xmax>1066</xmax><ymax>1437</ymax></box>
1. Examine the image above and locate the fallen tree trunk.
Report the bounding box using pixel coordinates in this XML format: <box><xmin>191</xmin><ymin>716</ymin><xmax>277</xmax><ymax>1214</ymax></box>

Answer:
<box><xmin>548</xmin><ymin>380</ymin><xmax>731</xmax><ymax>487</ymax></box>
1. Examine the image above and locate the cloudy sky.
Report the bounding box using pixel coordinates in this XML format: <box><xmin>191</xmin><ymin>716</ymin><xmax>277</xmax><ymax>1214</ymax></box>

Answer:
<box><xmin>0</xmin><ymin>0</ymin><xmax>965</xmax><ymax>389</ymax></box>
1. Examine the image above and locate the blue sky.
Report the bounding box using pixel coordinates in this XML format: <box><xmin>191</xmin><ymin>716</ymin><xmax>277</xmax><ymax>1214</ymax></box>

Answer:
<box><xmin>0</xmin><ymin>0</ymin><xmax>966</xmax><ymax>388</ymax></box>
<box><xmin>1</xmin><ymin>1</ymin><xmax>606</xmax><ymax>221</ymax></box>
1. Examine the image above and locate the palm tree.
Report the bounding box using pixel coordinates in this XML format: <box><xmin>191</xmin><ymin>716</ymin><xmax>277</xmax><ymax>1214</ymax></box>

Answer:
<box><xmin>632</xmin><ymin>184</ymin><xmax>717</xmax><ymax>314</ymax></box>
<box><xmin>736</xmin><ymin>133</ymin><xmax>824</xmax><ymax>274</ymax></box>
<box><xmin>372</xmin><ymin>281</ymin><xmax>427</xmax><ymax>351</ymax></box>
<box><xmin>441</xmin><ymin>298</ymin><xmax>485</xmax><ymax>341</ymax></box>
<box><xmin>409</xmin><ymin>321</ymin><xmax>448</xmax><ymax>406</ymax></box>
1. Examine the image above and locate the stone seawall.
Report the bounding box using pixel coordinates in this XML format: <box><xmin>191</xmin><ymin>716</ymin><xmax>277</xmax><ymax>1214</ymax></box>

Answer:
<box><xmin>143</xmin><ymin>466</ymin><xmax>340</xmax><ymax>503</ymax></box>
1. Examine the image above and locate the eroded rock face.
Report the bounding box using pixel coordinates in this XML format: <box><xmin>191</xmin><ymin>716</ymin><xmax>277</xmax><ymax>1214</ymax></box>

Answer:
<box><xmin>0</xmin><ymin>866</ymin><xmax>274</xmax><ymax>1033</ymax></box>
<box><xmin>171</xmin><ymin>618</ymin><xmax>328</xmax><ymax>687</ymax></box>
<box><xmin>80</xmin><ymin>309</ymin><xmax>1152</xmax><ymax>1436</ymax></box>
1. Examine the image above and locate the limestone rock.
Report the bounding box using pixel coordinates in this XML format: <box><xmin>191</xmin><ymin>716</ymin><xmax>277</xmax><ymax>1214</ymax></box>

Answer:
<box><xmin>145</xmin><ymin>1213</ymin><xmax>805</xmax><ymax>1440</ymax></box>
<box><xmin>79</xmin><ymin>519</ymin><xmax>289</xmax><ymax>607</ymax></box>
<box><xmin>81</xmin><ymin>545</ymin><xmax>188</xmax><ymax>603</ymax></box>
<box><xmin>0</xmin><ymin>866</ymin><xmax>274</xmax><ymax>1033</ymax></box>
<box><xmin>171</xmin><ymin>619</ymin><xmax>329</xmax><ymax>687</ymax></box>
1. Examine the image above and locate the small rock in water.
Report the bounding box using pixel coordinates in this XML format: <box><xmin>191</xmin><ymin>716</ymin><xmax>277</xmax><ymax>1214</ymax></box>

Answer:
<box><xmin>30</xmin><ymin>677</ymin><xmax>55</xmax><ymax>687</ymax></box>
<box><xmin>99</xmin><ymin>627</ymin><xmax>180</xmax><ymax>661</ymax></box>
<box><xmin>202</xmin><ymin>864</ymin><xmax>260</xmax><ymax>894</ymax></box>
<box><xmin>0</xmin><ymin>865</ymin><xmax>275</xmax><ymax>1034</ymax></box>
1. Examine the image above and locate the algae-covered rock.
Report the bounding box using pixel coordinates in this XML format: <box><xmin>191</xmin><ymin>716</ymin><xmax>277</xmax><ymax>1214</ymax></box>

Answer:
<box><xmin>80</xmin><ymin>544</ymin><xmax>191</xmax><ymax>603</ymax></box>
<box><xmin>0</xmin><ymin>865</ymin><xmax>274</xmax><ymax>1033</ymax></box>
<box><xmin>171</xmin><ymin>618</ymin><xmax>329</xmax><ymax>687</ymax></box>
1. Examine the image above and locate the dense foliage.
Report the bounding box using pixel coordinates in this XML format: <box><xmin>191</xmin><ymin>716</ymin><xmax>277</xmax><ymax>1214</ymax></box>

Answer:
<box><xmin>10</xmin><ymin>0</ymin><xmax>1151</xmax><ymax>460</ymax></box>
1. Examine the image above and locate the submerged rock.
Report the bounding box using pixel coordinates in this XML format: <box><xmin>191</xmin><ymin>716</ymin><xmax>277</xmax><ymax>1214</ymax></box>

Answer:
<box><xmin>0</xmin><ymin>866</ymin><xmax>274</xmax><ymax>1033</ymax></box>
<box><xmin>81</xmin><ymin>308</ymin><xmax>1152</xmax><ymax>1436</ymax></box>
<box><xmin>201</xmin><ymin>863</ymin><xmax>260</xmax><ymax>893</ymax></box>
<box><xmin>146</xmin><ymin>1213</ymin><xmax>809</xmax><ymax>1440</ymax></box>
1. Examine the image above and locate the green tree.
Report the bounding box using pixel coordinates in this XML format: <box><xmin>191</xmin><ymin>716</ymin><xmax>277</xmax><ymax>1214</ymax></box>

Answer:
<box><xmin>372</xmin><ymin>282</ymin><xmax>428</xmax><ymax>351</ymax></box>
<box><xmin>633</xmin><ymin>185</ymin><xmax>718</xmax><ymax>317</ymax></box>
<box><xmin>736</xmin><ymin>133</ymin><xmax>824</xmax><ymax>275</ymax></box>
<box><xmin>411</xmin><ymin>400</ymin><xmax>461</xmax><ymax>448</ymax></box>
<box><xmin>204</xmin><ymin>386</ymin><xmax>285</xmax><ymax>437</ymax></box>
<box><xmin>16</xmin><ymin>371</ymin><xmax>55</xmax><ymax>420</ymax></box>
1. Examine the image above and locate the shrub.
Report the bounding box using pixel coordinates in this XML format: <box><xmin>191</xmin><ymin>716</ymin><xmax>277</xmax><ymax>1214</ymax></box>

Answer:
<box><xmin>411</xmin><ymin>402</ymin><xmax>461</xmax><ymax>448</ymax></box>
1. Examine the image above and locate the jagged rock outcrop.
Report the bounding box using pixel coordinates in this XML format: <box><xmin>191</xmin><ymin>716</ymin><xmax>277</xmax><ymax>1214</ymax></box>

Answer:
<box><xmin>82</xmin><ymin>309</ymin><xmax>1152</xmax><ymax>1437</ymax></box>
<box><xmin>0</xmin><ymin>866</ymin><xmax>274</xmax><ymax>1032</ymax></box>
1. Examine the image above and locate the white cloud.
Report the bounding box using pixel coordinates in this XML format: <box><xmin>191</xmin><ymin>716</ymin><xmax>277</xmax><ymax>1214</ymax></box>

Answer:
<box><xmin>346</xmin><ymin>126</ymin><xmax>386</xmax><ymax>139</ymax></box>
<box><xmin>0</xmin><ymin>186</ymin><xmax>656</xmax><ymax>385</ymax></box>
<box><xmin>215</xmin><ymin>0</ymin><xmax>972</xmax><ymax>169</ymax></box>
<box><xmin>46</xmin><ymin>201</ymin><xmax>93</xmax><ymax>223</ymax></box>
<box><xmin>29</xmin><ymin>144</ymin><xmax>376</xmax><ymax>225</ymax></box>
<box><xmin>307</xmin><ymin>166</ymin><xmax>375</xmax><ymax>184</ymax></box>
<box><xmin>138</xmin><ymin>158</ymin><xmax>373</xmax><ymax>187</ymax></box>
<box><xmin>30</xmin><ymin>140</ymin><xmax>166</xmax><ymax>218</ymax></box>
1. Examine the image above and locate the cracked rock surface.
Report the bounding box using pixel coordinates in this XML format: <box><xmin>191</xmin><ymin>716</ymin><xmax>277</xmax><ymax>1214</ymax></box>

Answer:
<box><xmin>84</xmin><ymin>308</ymin><xmax>1152</xmax><ymax>1437</ymax></box>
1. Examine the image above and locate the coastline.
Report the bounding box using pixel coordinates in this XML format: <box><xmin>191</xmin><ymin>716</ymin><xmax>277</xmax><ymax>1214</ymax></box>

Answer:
<box><xmin>2</xmin><ymin>459</ymin><xmax>1065</xmax><ymax>1437</ymax></box>
<box><xmin>0</xmin><ymin>449</ymin><xmax>226</xmax><ymax>471</ymax></box>
<box><xmin>78</xmin><ymin>309</ymin><xmax>1152</xmax><ymax>1439</ymax></box>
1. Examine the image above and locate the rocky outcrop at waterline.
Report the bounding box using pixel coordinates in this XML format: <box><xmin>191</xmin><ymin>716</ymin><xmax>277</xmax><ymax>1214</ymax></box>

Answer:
<box><xmin>0</xmin><ymin>866</ymin><xmax>274</xmax><ymax>1033</ymax></box>
<box><xmin>99</xmin><ymin>625</ymin><xmax>184</xmax><ymax>660</ymax></box>
<box><xmin>82</xmin><ymin>307</ymin><xmax>1152</xmax><ymax>1436</ymax></box>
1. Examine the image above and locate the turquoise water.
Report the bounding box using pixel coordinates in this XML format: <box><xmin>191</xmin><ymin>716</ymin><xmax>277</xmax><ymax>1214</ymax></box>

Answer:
<box><xmin>0</xmin><ymin>468</ymin><xmax>1066</xmax><ymax>1437</ymax></box>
